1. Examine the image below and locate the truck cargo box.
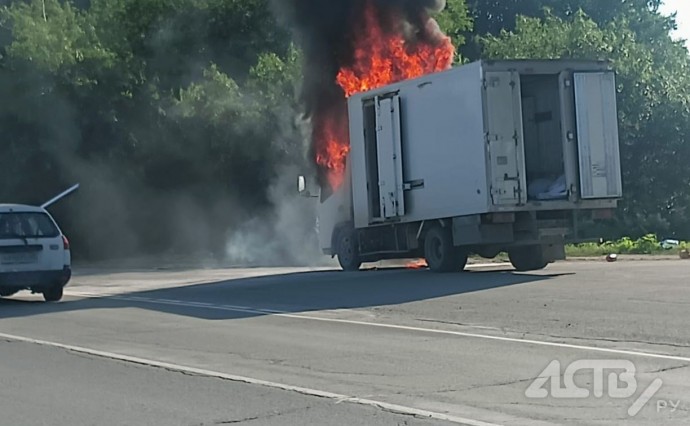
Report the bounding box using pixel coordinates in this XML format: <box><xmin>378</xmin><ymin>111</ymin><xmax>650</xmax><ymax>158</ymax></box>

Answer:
<box><xmin>346</xmin><ymin>59</ymin><xmax>622</xmax><ymax>229</ymax></box>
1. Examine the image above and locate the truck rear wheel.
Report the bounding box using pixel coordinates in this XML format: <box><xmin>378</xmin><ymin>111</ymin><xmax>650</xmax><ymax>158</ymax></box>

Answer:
<box><xmin>509</xmin><ymin>246</ymin><xmax>549</xmax><ymax>272</ymax></box>
<box><xmin>424</xmin><ymin>227</ymin><xmax>465</xmax><ymax>273</ymax></box>
<box><xmin>336</xmin><ymin>228</ymin><xmax>362</xmax><ymax>271</ymax></box>
<box><xmin>42</xmin><ymin>285</ymin><xmax>64</xmax><ymax>302</ymax></box>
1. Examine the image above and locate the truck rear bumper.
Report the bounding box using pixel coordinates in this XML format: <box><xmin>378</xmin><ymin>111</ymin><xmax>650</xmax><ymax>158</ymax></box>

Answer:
<box><xmin>0</xmin><ymin>267</ymin><xmax>71</xmax><ymax>289</ymax></box>
<box><xmin>490</xmin><ymin>197</ymin><xmax>619</xmax><ymax>212</ymax></box>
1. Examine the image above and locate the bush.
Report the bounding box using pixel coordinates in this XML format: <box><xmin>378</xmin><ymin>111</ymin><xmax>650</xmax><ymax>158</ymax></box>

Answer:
<box><xmin>566</xmin><ymin>234</ymin><xmax>688</xmax><ymax>257</ymax></box>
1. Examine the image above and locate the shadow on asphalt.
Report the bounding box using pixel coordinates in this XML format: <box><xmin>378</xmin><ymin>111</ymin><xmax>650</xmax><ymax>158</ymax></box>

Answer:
<box><xmin>0</xmin><ymin>267</ymin><xmax>572</xmax><ymax>321</ymax></box>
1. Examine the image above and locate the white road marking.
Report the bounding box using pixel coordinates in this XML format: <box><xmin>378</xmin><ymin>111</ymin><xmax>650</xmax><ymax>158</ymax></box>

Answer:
<box><xmin>69</xmin><ymin>291</ymin><xmax>690</xmax><ymax>363</ymax></box>
<box><xmin>0</xmin><ymin>332</ymin><xmax>500</xmax><ymax>426</ymax></box>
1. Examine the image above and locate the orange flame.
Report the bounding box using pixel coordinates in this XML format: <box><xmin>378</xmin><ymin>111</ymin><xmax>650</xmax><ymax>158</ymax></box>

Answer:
<box><xmin>406</xmin><ymin>259</ymin><xmax>428</xmax><ymax>270</ymax></box>
<box><xmin>314</xmin><ymin>107</ymin><xmax>351</xmax><ymax>190</ymax></box>
<box><xmin>315</xmin><ymin>0</ymin><xmax>456</xmax><ymax>190</ymax></box>
<box><xmin>336</xmin><ymin>3</ymin><xmax>455</xmax><ymax>97</ymax></box>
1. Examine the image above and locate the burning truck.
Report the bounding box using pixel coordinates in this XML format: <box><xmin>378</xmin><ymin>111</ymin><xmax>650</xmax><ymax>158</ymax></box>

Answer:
<box><xmin>292</xmin><ymin>1</ymin><xmax>623</xmax><ymax>273</ymax></box>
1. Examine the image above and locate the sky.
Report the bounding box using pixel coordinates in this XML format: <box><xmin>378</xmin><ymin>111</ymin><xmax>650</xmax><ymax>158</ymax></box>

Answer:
<box><xmin>660</xmin><ymin>0</ymin><xmax>690</xmax><ymax>46</ymax></box>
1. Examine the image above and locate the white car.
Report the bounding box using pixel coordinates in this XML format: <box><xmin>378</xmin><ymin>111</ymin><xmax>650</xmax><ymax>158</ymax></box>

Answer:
<box><xmin>0</xmin><ymin>204</ymin><xmax>72</xmax><ymax>302</ymax></box>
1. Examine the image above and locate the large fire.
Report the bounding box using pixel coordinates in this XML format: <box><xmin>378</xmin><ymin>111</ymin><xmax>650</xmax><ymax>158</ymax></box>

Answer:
<box><xmin>313</xmin><ymin>107</ymin><xmax>350</xmax><ymax>190</ymax></box>
<box><xmin>314</xmin><ymin>0</ymin><xmax>456</xmax><ymax>190</ymax></box>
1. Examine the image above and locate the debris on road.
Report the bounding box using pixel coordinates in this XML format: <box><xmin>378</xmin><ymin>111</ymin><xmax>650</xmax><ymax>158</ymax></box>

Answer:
<box><xmin>606</xmin><ymin>253</ymin><xmax>618</xmax><ymax>262</ymax></box>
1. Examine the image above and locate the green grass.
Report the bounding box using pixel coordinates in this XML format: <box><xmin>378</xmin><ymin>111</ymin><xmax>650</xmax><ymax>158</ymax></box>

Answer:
<box><xmin>566</xmin><ymin>234</ymin><xmax>688</xmax><ymax>257</ymax></box>
<box><xmin>468</xmin><ymin>234</ymin><xmax>688</xmax><ymax>261</ymax></box>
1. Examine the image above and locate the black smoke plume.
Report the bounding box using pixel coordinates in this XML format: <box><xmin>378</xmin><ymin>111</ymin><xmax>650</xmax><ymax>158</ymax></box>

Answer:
<box><xmin>269</xmin><ymin>0</ymin><xmax>451</xmax><ymax>186</ymax></box>
<box><xmin>271</xmin><ymin>0</ymin><xmax>448</xmax><ymax>114</ymax></box>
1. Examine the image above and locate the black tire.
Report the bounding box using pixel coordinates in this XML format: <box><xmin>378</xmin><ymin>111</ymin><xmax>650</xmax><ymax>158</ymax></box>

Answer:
<box><xmin>43</xmin><ymin>285</ymin><xmax>64</xmax><ymax>302</ymax></box>
<box><xmin>476</xmin><ymin>247</ymin><xmax>502</xmax><ymax>260</ymax></box>
<box><xmin>458</xmin><ymin>251</ymin><xmax>469</xmax><ymax>271</ymax></box>
<box><xmin>424</xmin><ymin>226</ymin><xmax>465</xmax><ymax>273</ymax></box>
<box><xmin>336</xmin><ymin>227</ymin><xmax>362</xmax><ymax>271</ymax></box>
<box><xmin>509</xmin><ymin>246</ymin><xmax>549</xmax><ymax>272</ymax></box>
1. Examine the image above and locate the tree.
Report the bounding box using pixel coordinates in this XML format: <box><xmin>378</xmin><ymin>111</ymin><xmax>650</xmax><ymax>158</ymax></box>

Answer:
<box><xmin>435</xmin><ymin>0</ymin><xmax>473</xmax><ymax>62</ymax></box>
<box><xmin>480</xmin><ymin>12</ymin><xmax>690</xmax><ymax>238</ymax></box>
<box><xmin>463</xmin><ymin>0</ymin><xmax>676</xmax><ymax>60</ymax></box>
<box><xmin>0</xmin><ymin>0</ymin><xmax>306</xmax><ymax>260</ymax></box>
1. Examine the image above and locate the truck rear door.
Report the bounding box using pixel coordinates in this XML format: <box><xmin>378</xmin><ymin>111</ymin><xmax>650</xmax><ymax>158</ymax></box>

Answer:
<box><xmin>374</xmin><ymin>94</ymin><xmax>406</xmax><ymax>219</ymax></box>
<box><xmin>573</xmin><ymin>71</ymin><xmax>623</xmax><ymax>199</ymax></box>
<box><xmin>484</xmin><ymin>71</ymin><xmax>527</xmax><ymax>206</ymax></box>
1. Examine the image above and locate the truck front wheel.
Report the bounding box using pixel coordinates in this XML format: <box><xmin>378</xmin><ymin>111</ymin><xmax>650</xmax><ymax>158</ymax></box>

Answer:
<box><xmin>508</xmin><ymin>246</ymin><xmax>549</xmax><ymax>272</ymax></box>
<box><xmin>336</xmin><ymin>228</ymin><xmax>362</xmax><ymax>271</ymax></box>
<box><xmin>424</xmin><ymin>227</ymin><xmax>465</xmax><ymax>273</ymax></box>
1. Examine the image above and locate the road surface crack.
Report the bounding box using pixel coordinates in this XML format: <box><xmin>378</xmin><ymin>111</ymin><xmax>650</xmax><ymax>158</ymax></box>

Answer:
<box><xmin>415</xmin><ymin>321</ymin><xmax>690</xmax><ymax>350</ymax></box>
<box><xmin>434</xmin><ymin>377</ymin><xmax>538</xmax><ymax>394</ymax></box>
<box><xmin>526</xmin><ymin>332</ymin><xmax>690</xmax><ymax>350</ymax></box>
<box><xmin>646</xmin><ymin>364</ymin><xmax>690</xmax><ymax>374</ymax></box>
<box><xmin>416</xmin><ymin>318</ymin><xmax>473</xmax><ymax>327</ymax></box>
<box><xmin>289</xmin><ymin>362</ymin><xmax>389</xmax><ymax>378</ymax></box>
<box><xmin>214</xmin><ymin>416</ymin><xmax>261</xmax><ymax>424</ymax></box>
<box><xmin>195</xmin><ymin>406</ymin><xmax>311</xmax><ymax>425</ymax></box>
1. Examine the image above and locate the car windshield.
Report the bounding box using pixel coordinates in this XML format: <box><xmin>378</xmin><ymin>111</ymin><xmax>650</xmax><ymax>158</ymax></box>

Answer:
<box><xmin>0</xmin><ymin>212</ymin><xmax>59</xmax><ymax>239</ymax></box>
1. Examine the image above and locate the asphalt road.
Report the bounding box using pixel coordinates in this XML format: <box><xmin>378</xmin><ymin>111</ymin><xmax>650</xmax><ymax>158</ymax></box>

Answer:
<box><xmin>0</xmin><ymin>259</ymin><xmax>689</xmax><ymax>426</ymax></box>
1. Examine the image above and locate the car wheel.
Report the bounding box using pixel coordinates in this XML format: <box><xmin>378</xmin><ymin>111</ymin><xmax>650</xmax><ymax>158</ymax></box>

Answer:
<box><xmin>43</xmin><ymin>285</ymin><xmax>64</xmax><ymax>302</ymax></box>
<box><xmin>424</xmin><ymin>227</ymin><xmax>464</xmax><ymax>273</ymax></box>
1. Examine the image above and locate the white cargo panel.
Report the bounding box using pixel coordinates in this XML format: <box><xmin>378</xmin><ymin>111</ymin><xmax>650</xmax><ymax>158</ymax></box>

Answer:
<box><xmin>483</xmin><ymin>71</ymin><xmax>527</xmax><ymax>205</ymax></box>
<box><xmin>375</xmin><ymin>95</ymin><xmax>405</xmax><ymax>218</ymax></box>
<box><xmin>348</xmin><ymin>62</ymin><xmax>490</xmax><ymax>229</ymax></box>
<box><xmin>345</xmin><ymin>59</ymin><xmax>621</xmax><ymax>230</ymax></box>
<box><xmin>574</xmin><ymin>72</ymin><xmax>623</xmax><ymax>199</ymax></box>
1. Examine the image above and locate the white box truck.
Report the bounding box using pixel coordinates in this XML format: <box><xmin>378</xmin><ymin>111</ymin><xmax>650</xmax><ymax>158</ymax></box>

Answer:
<box><xmin>301</xmin><ymin>59</ymin><xmax>623</xmax><ymax>273</ymax></box>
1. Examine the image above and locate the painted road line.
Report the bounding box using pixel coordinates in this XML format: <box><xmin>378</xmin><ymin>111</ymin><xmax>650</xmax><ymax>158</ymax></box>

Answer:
<box><xmin>0</xmin><ymin>332</ymin><xmax>500</xmax><ymax>426</ymax></box>
<box><xmin>68</xmin><ymin>292</ymin><xmax>690</xmax><ymax>363</ymax></box>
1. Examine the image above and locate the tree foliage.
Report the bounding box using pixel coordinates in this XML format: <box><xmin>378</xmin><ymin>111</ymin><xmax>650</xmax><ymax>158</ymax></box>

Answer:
<box><xmin>0</xmin><ymin>0</ymin><xmax>298</xmax><ymax>260</ymax></box>
<box><xmin>0</xmin><ymin>0</ymin><xmax>688</xmax><ymax>262</ymax></box>
<box><xmin>463</xmin><ymin>0</ymin><xmax>676</xmax><ymax>60</ymax></box>
<box><xmin>435</xmin><ymin>0</ymin><xmax>473</xmax><ymax>61</ymax></box>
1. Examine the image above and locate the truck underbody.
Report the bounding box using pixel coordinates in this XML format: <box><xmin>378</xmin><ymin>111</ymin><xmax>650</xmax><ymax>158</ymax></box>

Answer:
<box><xmin>328</xmin><ymin>202</ymin><xmax>616</xmax><ymax>272</ymax></box>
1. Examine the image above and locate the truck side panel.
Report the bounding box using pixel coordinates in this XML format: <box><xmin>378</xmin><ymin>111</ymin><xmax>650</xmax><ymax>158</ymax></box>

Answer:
<box><xmin>317</xmin><ymin>163</ymin><xmax>354</xmax><ymax>254</ymax></box>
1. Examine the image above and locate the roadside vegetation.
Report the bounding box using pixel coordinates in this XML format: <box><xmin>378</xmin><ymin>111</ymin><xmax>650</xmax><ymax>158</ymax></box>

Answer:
<box><xmin>469</xmin><ymin>235</ymin><xmax>688</xmax><ymax>262</ymax></box>
<box><xmin>1</xmin><ymin>0</ymin><xmax>688</xmax><ymax>261</ymax></box>
<box><xmin>566</xmin><ymin>235</ymin><xmax>689</xmax><ymax>257</ymax></box>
